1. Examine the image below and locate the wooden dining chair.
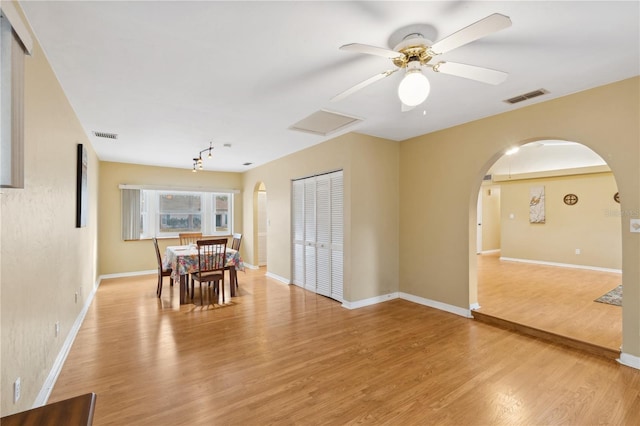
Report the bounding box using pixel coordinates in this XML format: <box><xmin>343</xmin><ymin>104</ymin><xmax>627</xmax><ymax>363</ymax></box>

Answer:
<box><xmin>153</xmin><ymin>237</ymin><xmax>173</xmax><ymax>297</ymax></box>
<box><xmin>227</xmin><ymin>233</ymin><xmax>242</xmax><ymax>289</ymax></box>
<box><xmin>179</xmin><ymin>232</ymin><xmax>202</xmax><ymax>245</ymax></box>
<box><xmin>231</xmin><ymin>233</ymin><xmax>242</xmax><ymax>251</ymax></box>
<box><xmin>192</xmin><ymin>238</ymin><xmax>227</xmax><ymax>306</ymax></box>
<box><xmin>179</xmin><ymin>232</ymin><xmax>202</xmax><ymax>291</ymax></box>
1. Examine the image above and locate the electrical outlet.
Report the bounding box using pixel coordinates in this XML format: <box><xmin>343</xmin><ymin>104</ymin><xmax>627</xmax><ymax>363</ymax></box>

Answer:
<box><xmin>55</xmin><ymin>321</ymin><xmax>60</xmax><ymax>337</ymax></box>
<box><xmin>575</xmin><ymin>249</ymin><xmax>581</xmax><ymax>255</ymax></box>
<box><xmin>14</xmin><ymin>377</ymin><xmax>21</xmax><ymax>403</ymax></box>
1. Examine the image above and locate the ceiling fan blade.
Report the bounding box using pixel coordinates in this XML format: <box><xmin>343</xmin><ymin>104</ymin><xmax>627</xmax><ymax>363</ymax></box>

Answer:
<box><xmin>340</xmin><ymin>43</ymin><xmax>404</xmax><ymax>59</ymax></box>
<box><xmin>331</xmin><ymin>69</ymin><xmax>398</xmax><ymax>102</ymax></box>
<box><xmin>429</xmin><ymin>13</ymin><xmax>511</xmax><ymax>55</ymax></box>
<box><xmin>432</xmin><ymin>61</ymin><xmax>508</xmax><ymax>85</ymax></box>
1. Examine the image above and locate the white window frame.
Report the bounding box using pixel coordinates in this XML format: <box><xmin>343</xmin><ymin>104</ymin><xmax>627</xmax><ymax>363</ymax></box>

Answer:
<box><xmin>120</xmin><ymin>184</ymin><xmax>239</xmax><ymax>240</ymax></box>
<box><xmin>0</xmin><ymin>3</ymin><xmax>32</xmax><ymax>188</ymax></box>
<box><xmin>141</xmin><ymin>189</ymin><xmax>233</xmax><ymax>238</ymax></box>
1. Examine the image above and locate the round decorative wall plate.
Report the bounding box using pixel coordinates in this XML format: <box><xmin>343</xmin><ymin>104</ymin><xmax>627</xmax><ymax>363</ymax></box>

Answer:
<box><xmin>563</xmin><ymin>194</ymin><xmax>578</xmax><ymax>205</ymax></box>
<box><xmin>614</xmin><ymin>192</ymin><xmax>620</xmax><ymax>203</ymax></box>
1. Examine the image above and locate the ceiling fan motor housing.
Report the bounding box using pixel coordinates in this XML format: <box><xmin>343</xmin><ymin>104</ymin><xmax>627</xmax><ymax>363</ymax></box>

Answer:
<box><xmin>392</xmin><ymin>36</ymin><xmax>434</xmax><ymax>68</ymax></box>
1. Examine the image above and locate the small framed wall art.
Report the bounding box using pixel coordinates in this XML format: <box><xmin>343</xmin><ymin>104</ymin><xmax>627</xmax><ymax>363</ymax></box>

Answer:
<box><xmin>76</xmin><ymin>143</ymin><xmax>88</xmax><ymax>227</ymax></box>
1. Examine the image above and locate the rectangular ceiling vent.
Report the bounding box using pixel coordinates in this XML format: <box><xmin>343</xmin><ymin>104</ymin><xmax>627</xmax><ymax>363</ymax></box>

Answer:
<box><xmin>289</xmin><ymin>109</ymin><xmax>363</xmax><ymax>136</ymax></box>
<box><xmin>504</xmin><ymin>89</ymin><xmax>549</xmax><ymax>104</ymax></box>
<box><xmin>92</xmin><ymin>131</ymin><xmax>118</xmax><ymax>140</ymax></box>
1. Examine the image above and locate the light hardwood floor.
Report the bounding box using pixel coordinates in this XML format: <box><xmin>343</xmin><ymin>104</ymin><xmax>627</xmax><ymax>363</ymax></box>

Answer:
<box><xmin>476</xmin><ymin>252</ymin><xmax>622</xmax><ymax>352</ymax></box>
<box><xmin>49</xmin><ymin>267</ymin><xmax>639</xmax><ymax>425</ymax></box>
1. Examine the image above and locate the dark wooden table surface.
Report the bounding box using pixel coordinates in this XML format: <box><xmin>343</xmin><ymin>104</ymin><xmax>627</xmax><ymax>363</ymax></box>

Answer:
<box><xmin>0</xmin><ymin>393</ymin><xmax>96</xmax><ymax>426</ymax></box>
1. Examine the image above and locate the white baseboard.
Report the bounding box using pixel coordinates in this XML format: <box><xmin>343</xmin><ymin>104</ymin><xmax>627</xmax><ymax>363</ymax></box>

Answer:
<box><xmin>500</xmin><ymin>257</ymin><xmax>622</xmax><ymax>274</ymax></box>
<box><xmin>479</xmin><ymin>249</ymin><xmax>501</xmax><ymax>254</ymax></box>
<box><xmin>265</xmin><ymin>272</ymin><xmax>290</xmax><ymax>284</ymax></box>
<box><xmin>99</xmin><ymin>269</ymin><xmax>155</xmax><ymax>280</ymax></box>
<box><xmin>399</xmin><ymin>292</ymin><xmax>473</xmax><ymax>318</ymax></box>
<box><xmin>341</xmin><ymin>292</ymin><xmax>473</xmax><ymax>318</ymax></box>
<box><xmin>342</xmin><ymin>292</ymin><xmax>398</xmax><ymax>309</ymax></box>
<box><xmin>34</xmin><ymin>277</ymin><xmax>101</xmax><ymax>407</ymax></box>
<box><xmin>618</xmin><ymin>352</ymin><xmax>640</xmax><ymax>370</ymax></box>
<box><xmin>242</xmin><ymin>263</ymin><xmax>260</xmax><ymax>270</ymax></box>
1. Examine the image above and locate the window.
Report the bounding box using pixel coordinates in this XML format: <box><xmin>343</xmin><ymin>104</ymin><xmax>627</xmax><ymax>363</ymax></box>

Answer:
<box><xmin>121</xmin><ymin>187</ymin><xmax>234</xmax><ymax>240</ymax></box>
<box><xmin>158</xmin><ymin>192</ymin><xmax>202</xmax><ymax>233</ymax></box>
<box><xmin>0</xmin><ymin>3</ymin><xmax>32</xmax><ymax>188</ymax></box>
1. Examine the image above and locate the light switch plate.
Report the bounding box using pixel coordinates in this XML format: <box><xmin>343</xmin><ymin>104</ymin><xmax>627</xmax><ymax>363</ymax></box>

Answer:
<box><xmin>631</xmin><ymin>219</ymin><xmax>640</xmax><ymax>233</ymax></box>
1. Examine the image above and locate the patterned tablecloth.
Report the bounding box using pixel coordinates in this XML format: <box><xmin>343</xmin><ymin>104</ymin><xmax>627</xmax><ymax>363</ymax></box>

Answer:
<box><xmin>164</xmin><ymin>244</ymin><xmax>244</xmax><ymax>282</ymax></box>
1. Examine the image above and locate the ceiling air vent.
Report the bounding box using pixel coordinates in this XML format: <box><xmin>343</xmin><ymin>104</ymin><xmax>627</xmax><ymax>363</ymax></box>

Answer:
<box><xmin>92</xmin><ymin>131</ymin><xmax>118</xmax><ymax>140</ymax></box>
<box><xmin>243</xmin><ymin>162</ymin><xmax>253</xmax><ymax>166</ymax></box>
<box><xmin>504</xmin><ymin>89</ymin><xmax>548</xmax><ymax>104</ymax></box>
<box><xmin>289</xmin><ymin>109</ymin><xmax>363</xmax><ymax>136</ymax></box>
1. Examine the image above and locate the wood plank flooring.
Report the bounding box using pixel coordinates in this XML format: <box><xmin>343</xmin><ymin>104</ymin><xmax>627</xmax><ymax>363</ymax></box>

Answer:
<box><xmin>49</xmin><ymin>267</ymin><xmax>640</xmax><ymax>425</ymax></box>
<box><xmin>476</xmin><ymin>252</ymin><xmax>622</xmax><ymax>353</ymax></box>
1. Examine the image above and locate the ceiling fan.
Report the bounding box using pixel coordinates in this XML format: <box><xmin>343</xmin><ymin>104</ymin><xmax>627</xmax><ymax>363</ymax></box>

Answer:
<box><xmin>331</xmin><ymin>13</ymin><xmax>512</xmax><ymax>109</ymax></box>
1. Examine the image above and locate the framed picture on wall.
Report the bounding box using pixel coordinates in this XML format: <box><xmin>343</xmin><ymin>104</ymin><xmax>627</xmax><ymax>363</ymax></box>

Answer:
<box><xmin>529</xmin><ymin>186</ymin><xmax>545</xmax><ymax>223</ymax></box>
<box><xmin>76</xmin><ymin>143</ymin><xmax>88</xmax><ymax>227</ymax></box>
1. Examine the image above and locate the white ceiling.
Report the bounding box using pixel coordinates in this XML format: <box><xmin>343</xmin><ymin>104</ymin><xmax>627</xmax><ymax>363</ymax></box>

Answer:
<box><xmin>20</xmin><ymin>1</ymin><xmax>640</xmax><ymax>172</ymax></box>
<box><xmin>488</xmin><ymin>140</ymin><xmax>607</xmax><ymax>176</ymax></box>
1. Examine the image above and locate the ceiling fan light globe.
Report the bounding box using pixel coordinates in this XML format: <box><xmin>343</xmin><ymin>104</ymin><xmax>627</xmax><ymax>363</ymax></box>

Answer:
<box><xmin>398</xmin><ymin>72</ymin><xmax>430</xmax><ymax>107</ymax></box>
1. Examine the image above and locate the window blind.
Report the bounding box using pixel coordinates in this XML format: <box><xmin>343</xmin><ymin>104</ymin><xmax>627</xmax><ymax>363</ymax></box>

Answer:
<box><xmin>121</xmin><ymin>188</ymin><xmax>141</xmax><ymax>241</ymax></box>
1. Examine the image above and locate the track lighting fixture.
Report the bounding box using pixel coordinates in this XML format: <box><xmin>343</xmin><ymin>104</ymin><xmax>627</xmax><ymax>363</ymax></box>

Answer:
<box><xmin>191</xmin><ymin>142</ymin><xmax>214</xmax><ymax>172</ymax></box>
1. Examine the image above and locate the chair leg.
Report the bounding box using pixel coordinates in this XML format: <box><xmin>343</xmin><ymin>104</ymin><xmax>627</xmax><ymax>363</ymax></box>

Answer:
<box><xmin>157</xmin><ymin>276</ymin><xmax>162</xmax><ymax>298</ymax></box>
<box><xmin>200</xmin><ymin>282</ymin><xmax>204</xmax><ymax>306</ymax></box>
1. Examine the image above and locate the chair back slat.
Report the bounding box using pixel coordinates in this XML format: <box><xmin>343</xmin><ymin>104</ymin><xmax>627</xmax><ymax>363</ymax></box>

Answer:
<box><xmin>152</xmin><ymin>237</ymin><xmax>163</xmax><ymax>272</ymax></box>
<box><xmin>231</xmin><ymin>233</ymin><xmax>242</xmax><ymax>251</ymax></box>
<box><xmin>196</xmin><ymin>238</ymin><xmax>227</xmax><ymax>275</ymax></box>
<box><xmin>179</xmin><ymin>232</ymin><xmax>202</xmax><ymax>245</ymax></box>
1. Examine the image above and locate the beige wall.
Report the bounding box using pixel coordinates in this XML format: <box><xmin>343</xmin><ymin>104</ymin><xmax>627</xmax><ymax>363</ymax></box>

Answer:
<box><xmin>98</xmin><ymin>162</ymin><xmax>243</xmax><ymax>276</ymax></box>
<box><xmin>500</xmin><ymin>172</ymin><xmax>621</xmax><ymax>269</ymax></box>
<box><xmin>0</xmin><ymin>8</ymin><xmax>99</xmax><ymax>415</ymax></box>
<box><xmin>242</xmin><ymin>132</ymin><xmax>400</xmax><ymax>302</ymax></box>
<box><xmin>400</xmin><ymin>77</ymin><xmax>639</xmax><ymax>357</ymax></box>
<box><xmin>480</xmin><ymin>184</ymin><xmax>501</xmax><ymax>252</ymax></box>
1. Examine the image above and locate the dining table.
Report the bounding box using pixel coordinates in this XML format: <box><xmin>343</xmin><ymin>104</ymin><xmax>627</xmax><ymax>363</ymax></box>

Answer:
<box><xmin>164</xmin><ymin>244</ymin><xmax>244</xmax><ymax>304</ymax></box>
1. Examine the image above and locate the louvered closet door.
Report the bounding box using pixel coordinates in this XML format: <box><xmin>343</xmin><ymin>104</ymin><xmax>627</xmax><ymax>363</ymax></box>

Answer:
<box><xmin>330</xmin><ymin>172</ymin><xmax>344</xmax><ymax>301</ymax></box>
<box><xmin>303</xmin><ymin>178</ymin><xmax>316</xmax><ymax>292</ymax></box>
<box><xmin>291</xmin><ymin>180</ymin><xmax>305</xmax><ymax>287</ymax></box>
<box><xmin>315</xmin><ymin>174</ymin><xmax>331</xmax><ymax>297</ymax></box>
<box><xmin>291</xmin><ymin>171</ymin><xmax>343</xmax><ymax>301</ymax></box>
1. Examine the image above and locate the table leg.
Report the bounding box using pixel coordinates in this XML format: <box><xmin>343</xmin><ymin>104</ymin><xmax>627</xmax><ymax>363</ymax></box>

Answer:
<box><xmin>179</xmin><ymin>275</ymin><xmax>187</xmax><ymax>304</ymax></box>
<box><xmin>230</xmin><ymin>268</ymin><xmax>237</xmax><ymax>297</ymax></box>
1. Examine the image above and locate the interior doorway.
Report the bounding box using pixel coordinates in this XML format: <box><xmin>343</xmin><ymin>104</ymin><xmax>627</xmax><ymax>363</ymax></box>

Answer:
<box><xmin>256</xmin><ymin>182</ymin><xmax>267</xmax><ymax>266</ymax></box>
<box><xmin>472</xmin><ymin>140</ymin><xmax>623</xmax><ymax>352</ymax></box>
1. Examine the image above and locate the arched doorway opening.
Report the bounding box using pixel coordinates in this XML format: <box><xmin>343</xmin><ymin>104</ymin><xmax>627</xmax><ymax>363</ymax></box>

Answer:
<box><xmin>254</xmin><ymin>182</ymin><xmax>268</xmax><ymax>268</ymax></box>
<box><xmin>471</xmin><ymin>139</ymin><xmax>623</xmax><ymax>353</ymax></box>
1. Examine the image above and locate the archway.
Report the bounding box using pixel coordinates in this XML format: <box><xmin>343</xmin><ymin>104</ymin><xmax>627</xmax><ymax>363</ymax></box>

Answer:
<box><xmin>253</xmin><ymin>182</ymin><xmax>268</xmax><ymax>268</ymax></box>
<box><xmin>471</xmin><ymin>139</ymin><xmax>623</xmax><ymax>353</ymax></box>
